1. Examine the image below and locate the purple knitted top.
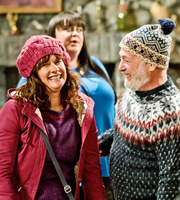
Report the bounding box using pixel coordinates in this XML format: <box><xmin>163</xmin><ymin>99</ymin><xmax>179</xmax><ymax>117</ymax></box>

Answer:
<box><xmin>35</xmin><ymin>105</ymin><xmax>81</xmax><ymax>200</ymax></box>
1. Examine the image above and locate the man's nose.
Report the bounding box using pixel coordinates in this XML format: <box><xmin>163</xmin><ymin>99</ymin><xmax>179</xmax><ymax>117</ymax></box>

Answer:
<box><xmin>118</xmin><ymin>61</ymin><xmax>126</xmax><ymax>72</ymax></box>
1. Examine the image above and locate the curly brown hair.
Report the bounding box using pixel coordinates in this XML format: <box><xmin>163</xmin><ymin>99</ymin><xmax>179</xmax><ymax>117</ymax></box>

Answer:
<box><xmin>16</xmin><ymin>55</ymin><xmax>82</xmax><ymax>111</ymax></box>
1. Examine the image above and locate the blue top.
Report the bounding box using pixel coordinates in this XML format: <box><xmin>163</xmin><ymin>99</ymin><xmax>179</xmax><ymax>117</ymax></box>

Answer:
<box><xmin>16</xmin><ymin>56</ymin><xmax>116</xmax><ymax>177</ymax></box>
<box><xmin>16</xmin><ymin>76</ymin><xmax>27</xmax><ymax>88</ymax></box>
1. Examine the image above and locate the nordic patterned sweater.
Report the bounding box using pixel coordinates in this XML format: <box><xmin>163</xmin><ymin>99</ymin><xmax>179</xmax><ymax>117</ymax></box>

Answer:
<box><xmin>99</xmin><ymin>77</ymin><xmax>180</xmax><ymax>200</ymax></box>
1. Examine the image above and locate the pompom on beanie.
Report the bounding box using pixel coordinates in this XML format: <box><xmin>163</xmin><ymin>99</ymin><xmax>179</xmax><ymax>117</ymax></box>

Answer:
<box><xmin>119</xmin><ymin>18</ymin><xmax>176</xmax><ymax>69</ymax></box>
<box><xmin>16</xmin><ymin>35</ymin><xmax>70</xmax><ymax>78</ymax></box>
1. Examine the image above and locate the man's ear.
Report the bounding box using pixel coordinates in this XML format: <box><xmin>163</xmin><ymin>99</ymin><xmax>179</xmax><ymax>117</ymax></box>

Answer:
<box><xmin>147</xmin><ymin>63</ymin><xmax>156</xmax><ymax>72</ymax></box>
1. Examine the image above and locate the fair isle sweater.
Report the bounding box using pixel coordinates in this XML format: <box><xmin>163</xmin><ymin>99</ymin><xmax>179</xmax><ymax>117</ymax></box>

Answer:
<box><xmin>99</xmin><ymin>77</ymin><xmax>180</xmax><ymax>200</ymax></box>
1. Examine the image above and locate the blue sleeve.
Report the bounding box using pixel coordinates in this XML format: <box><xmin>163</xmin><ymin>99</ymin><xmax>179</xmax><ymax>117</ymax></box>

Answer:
<box><xmin>16</xmin><ymin>77</ymin><xmax>27</xmax><ymax>88</ymax></box>
<box><xmin>91</xmin><ymin>56</ymin><xmax>110</xmax><ymax>79</ymax></box>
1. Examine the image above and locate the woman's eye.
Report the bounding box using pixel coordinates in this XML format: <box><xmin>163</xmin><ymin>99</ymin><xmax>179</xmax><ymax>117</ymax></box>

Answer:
<box><xmin>42</xmin><ymin>63</ymin><xmax>48</xmax><ymax>67</ymax></box>
<box><xmin>56</xmin><ymin>59</ymin><xmax>63</xmax><ymax>64</ymax></box>
<box><xmin>66</xmin><ymin>27</ymin><xmax>72</xmax><ymax>31</ymax></box>
<box><xmin>77</xmin><ymin>27</ymin><xmax>83</xmax><ymax>32</ymax></box>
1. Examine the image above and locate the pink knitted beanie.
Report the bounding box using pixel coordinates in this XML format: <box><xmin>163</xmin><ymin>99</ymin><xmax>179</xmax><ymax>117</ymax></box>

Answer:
<box><xmin>16</xmin><ymin>35</ymin><xmax>70</xmax><ymax>78</ymax></box>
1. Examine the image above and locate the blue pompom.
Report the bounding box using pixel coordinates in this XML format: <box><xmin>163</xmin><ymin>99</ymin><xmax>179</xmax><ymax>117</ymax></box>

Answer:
<box><xmin>158</xmin><ymin>18</ymin><xmax>176</xmax><ymax>35</ymax></box>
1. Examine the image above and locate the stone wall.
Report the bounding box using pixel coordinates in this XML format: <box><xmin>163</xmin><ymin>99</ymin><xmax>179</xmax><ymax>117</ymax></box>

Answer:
<box><xmin>0</xmin><ymin>0</ymin><xmax>180</xmax><ymax>107</ymax></box>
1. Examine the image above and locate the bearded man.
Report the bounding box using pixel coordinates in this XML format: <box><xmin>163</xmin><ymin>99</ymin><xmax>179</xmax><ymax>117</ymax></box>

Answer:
<box><xmin>99</xmin><ymin>18</ymin><xmax>180</xmax><ymax>200</ymax></box>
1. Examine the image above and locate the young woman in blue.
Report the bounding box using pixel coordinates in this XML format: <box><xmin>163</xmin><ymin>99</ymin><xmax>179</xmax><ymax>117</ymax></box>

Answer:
<box><xmin>17</xmin><ymin>11</ymin><xmax>116</xmax><ymax>199</ymax></box>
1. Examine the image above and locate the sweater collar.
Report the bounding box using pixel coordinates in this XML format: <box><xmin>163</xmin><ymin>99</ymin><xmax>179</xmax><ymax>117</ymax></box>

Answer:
<box><xmin>134</xmin><ymin>76</ymin><xmax>172</xmax><ymax>98</ymax></box>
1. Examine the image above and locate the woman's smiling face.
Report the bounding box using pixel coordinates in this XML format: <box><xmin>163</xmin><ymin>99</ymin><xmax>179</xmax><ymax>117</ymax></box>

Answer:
<box><xmin>37</xmin><ymin>54</ymin><xmax>67</xmax><ymax>95</ymax></box>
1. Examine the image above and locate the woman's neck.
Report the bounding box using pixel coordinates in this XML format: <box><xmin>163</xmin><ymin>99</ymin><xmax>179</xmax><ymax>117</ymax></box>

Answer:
<box><xmin>68</xmin><ymin>53</ymin><xmax>79</xmax><ymax>69</ymax></box>
<box><xmin>49</xmin><ymin>93</ymin><xmax>64</xmax><ymax>112</ymax></box>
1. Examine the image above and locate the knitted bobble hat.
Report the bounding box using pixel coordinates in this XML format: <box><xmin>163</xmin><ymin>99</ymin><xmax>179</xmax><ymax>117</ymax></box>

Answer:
<box><xmin>17</xmin><ymin>35</ymin><xmax>70</xmax><ymax>78</ymax></box>
<box><xmin>119</xmin><ymin>18</ymin><xmax>176</xmax><ymax>69</ymax></box>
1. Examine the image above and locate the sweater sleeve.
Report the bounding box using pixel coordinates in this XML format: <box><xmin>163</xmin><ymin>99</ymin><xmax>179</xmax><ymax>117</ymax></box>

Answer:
<box><xmin>155</xmin><ymin>126</ymin><xmax>180</xmax><ymax>200</ymax></box>
<box><xmin>98</xmin><ymin>127</ymin><xmax>115</xmax><ymax>157</ymax></box>
<box><xmin>0</xmin><ymin>101</ymin><xmax>20</xmax><ymax>199</ymax></box>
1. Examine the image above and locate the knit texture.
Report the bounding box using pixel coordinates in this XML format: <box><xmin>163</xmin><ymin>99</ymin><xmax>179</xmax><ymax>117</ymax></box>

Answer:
<box><xmin>16</xmin><ymin>35</ymin><xmax>70</xmax><ymax>78</ymax></box>
<box><xmin>119</xmin><ymin>18</ymin><xmax>176</xmax><ymax>69</ymax></box>
<box><xmin>99</xmin><ymin>77</ymin><xmax>180</xmax><ymax>200</ymax></box>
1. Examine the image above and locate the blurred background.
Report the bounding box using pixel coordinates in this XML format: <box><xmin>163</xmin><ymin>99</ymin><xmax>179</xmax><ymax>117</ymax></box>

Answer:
<box><xmin>0</xmin><ymin>0</ymin><xmax>180</xmax><ymax>108</ymax></box>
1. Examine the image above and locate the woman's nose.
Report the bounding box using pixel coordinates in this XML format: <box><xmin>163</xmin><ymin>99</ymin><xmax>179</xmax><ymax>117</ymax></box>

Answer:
<box><xmin>72</xmin><ymin>28</ymin><xmax>78</xmax><ymax>35</ymax></box>
<box><xmin>51</xmin><ymin>63</ymin><xmax>59</xmax><ymax>71</ymax></box>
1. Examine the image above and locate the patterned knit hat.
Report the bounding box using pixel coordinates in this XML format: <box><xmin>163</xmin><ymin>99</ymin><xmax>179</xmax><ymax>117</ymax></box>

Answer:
<box><xmin>119</xmin><ymin>18</ymin><xmax>176</xmax><ymax>69</ymax></box>
<box><xmin>17</xmin><ymin>35</ymin><xmax>70</xmax><ymax>78</ymax></box>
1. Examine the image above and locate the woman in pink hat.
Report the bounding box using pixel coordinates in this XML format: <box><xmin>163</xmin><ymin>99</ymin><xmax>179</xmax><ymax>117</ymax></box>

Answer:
<box><xmin>0</xmin><ymin>35</ymin><xmax>106</xmax><ymax>200</ymax></box>
<box><xmin>17</xmin><ymin>12</ymin><xmax>116</xmax><ymax>200</ymax></box>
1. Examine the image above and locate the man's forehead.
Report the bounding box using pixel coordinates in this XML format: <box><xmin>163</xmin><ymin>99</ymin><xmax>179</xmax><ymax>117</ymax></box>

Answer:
<box><xmin>119</xmin><ymin>48</ymin><xmax>134</xmax><ymax>56</ymax></box>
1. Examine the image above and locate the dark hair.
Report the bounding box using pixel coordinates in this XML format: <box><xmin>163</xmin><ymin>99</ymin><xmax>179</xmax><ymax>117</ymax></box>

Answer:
<box><xmin>47</xmin><ymin>11</ymin><xmax>117</xmax><ymax>102</ymax></box>
<box><xmin>16</xmin><ymin>55</ymin><xmax>81</xmax><ymax>110</ymax></box>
